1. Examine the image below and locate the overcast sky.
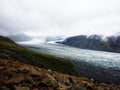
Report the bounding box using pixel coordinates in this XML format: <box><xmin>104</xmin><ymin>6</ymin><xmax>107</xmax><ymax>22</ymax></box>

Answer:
<box><xmin>0</xmin><ymin>0</ymin><xmax>120</xmax><ymax>37</ymax></box>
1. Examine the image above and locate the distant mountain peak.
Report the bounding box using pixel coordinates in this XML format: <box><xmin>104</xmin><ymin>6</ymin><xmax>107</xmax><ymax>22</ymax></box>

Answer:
<box><xmin>7</xmin><ymin>33</ymin><xmax>32</xmax><ymax>42</ymax></box>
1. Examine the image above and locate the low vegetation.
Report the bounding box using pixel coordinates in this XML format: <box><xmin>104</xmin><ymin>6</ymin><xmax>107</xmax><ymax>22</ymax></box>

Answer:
<box><xmin>1</xmin><ymin>59</ymin><xmax>120</xmax><ymax>90</ymax></box>
<box><xmin>0</xmin><ymin>36</ymin><xmax>77</xmax><ymax>75</ymax></box>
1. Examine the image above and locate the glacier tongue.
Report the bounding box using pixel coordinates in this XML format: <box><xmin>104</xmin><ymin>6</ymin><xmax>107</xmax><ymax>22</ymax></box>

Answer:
<box><xmin>23</xmin><ymin>43</ymin><xmax>120</xmax><ymax>68</ymax></box>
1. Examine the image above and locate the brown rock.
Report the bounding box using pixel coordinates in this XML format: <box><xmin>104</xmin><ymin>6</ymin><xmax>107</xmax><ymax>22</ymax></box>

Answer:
<box><xmin>0</xmin><ymin>67</ymin><xmax>5</xmax><ymax>70</ymax></box>
<box><xmin>58</xmin><ymin>83</ymin><xmax>67</xmax><ymax>90</ymax></box>
<box><xmin>1</xmin><ymin>86</ymin><xmax>10</xmax><ymax>90</ymax></box>
<box><xmin>86</xmin><ymin>86</ymin><xmax>93</xmax><ymax>90</ymax></box>
<box><xmin>6</xmin><ymin>75</ymin><xmax>25</xmax><ymax>84</ymax></box>
<box><xmin>25</xmin><ymin>76</ymin><xmax>34</xmax><ymax>84</ymax></box>
<box><xmin>69</xmin><ymin>84</ymin><xmax>83</xmax><ymax>90</ymax></box>
<box><xmin>32</xmin><ymin>88</ymin><xmax>39</xmax><ymax>90</ymax></box>
<box><xmin>46</xmin><ymin>74</ymin><xmax>56</xmax><ymax>81</ymax></box>
<box><xmin>30</xmin><ymin>68</ymin><xmax>42</xmax><ymax>76</ymax></box>
<box><xmin>68</xmin><ymin>77</ymin><xmax>76</xmax><ymax>84</ymax></box>
<box><xmin>38</xmin><ymin>82</ymin><xmax>48</xmax><ymax>88</ymax></box>
<box><xmin>14</xmin><ymin>86</ymin><xmax>30</xmax><ymax>90</ymax></box>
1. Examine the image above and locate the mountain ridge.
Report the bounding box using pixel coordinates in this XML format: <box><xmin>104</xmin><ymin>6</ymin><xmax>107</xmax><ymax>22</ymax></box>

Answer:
<box><xmin>61</xmin><ymin>34</ymin><xmax>120</xmax><ymax>53</ymax></box>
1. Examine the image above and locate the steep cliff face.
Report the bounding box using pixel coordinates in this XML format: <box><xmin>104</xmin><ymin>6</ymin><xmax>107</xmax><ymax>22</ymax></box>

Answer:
<box><xmin>62</xmin><ymin>35</ymin><xmax>120</xmax><ymax>53</ymax></box>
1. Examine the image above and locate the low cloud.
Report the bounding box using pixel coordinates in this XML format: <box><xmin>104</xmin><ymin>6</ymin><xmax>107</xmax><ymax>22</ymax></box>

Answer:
<box><xmin>0</xmin><ymin>0</ymin><xmax>120</xmax><ymax>37</ymax></box>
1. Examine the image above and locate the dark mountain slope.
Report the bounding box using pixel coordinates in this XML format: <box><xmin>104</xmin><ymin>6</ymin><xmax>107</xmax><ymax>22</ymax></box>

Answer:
<box><xmin>61</xmin><ymin>35</ymin><xmax>120</xmax><ymax>53</ymax></box>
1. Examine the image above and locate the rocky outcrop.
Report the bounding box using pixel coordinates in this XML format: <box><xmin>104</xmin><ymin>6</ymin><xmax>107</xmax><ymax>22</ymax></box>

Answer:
<box><xmin>0</xmin><ymin>59</ymin><xmax>120</xmax><ymax>90</ymax></box>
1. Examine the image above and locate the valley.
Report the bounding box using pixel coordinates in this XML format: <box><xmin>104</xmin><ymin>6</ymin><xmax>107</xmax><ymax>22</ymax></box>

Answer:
<box><xmin>23</xmin><ymin>43</ymin><xmax>120</xmax><ymax>84</ymax></box>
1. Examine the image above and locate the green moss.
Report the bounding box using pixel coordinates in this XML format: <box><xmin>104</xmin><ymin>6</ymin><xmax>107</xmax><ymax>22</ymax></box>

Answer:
<box><xmin>0</xmin><ymin>36</ymin><xmax>77</xmax><ymax>75</ymax></box>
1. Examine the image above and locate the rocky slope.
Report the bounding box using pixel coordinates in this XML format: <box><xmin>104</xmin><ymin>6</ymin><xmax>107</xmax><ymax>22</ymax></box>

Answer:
<box><xmin>0</xmin><ymin>59</ymin><xmax>120</xmax><ymax>90</ymax></box>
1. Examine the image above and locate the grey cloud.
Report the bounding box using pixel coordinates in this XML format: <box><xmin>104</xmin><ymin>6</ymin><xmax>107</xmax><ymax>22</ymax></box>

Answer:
<box><xmin>0</xmin><ymin>0</ymin><xmax>120</xmax><ymax>37</ymax></box>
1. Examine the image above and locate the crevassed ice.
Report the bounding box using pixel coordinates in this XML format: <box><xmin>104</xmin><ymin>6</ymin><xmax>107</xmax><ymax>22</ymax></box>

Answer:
<box><xmin>25</xmin><ymin>43</ymin><xmax>120</xmax><ymax>68</ymax></box>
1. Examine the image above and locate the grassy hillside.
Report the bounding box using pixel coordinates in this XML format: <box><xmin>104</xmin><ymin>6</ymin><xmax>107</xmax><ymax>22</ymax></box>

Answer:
<box><xmin>0</xmin><ymin>36</ymin><xmax>77</xmax><ymax>75</ymax></box>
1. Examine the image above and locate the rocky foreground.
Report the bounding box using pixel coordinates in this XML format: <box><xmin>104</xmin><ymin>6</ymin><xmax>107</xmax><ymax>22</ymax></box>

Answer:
<box><xmin>0</xmin><ymin>59</ymin><xmax>120</xmax><ymax>90</ymax></box>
